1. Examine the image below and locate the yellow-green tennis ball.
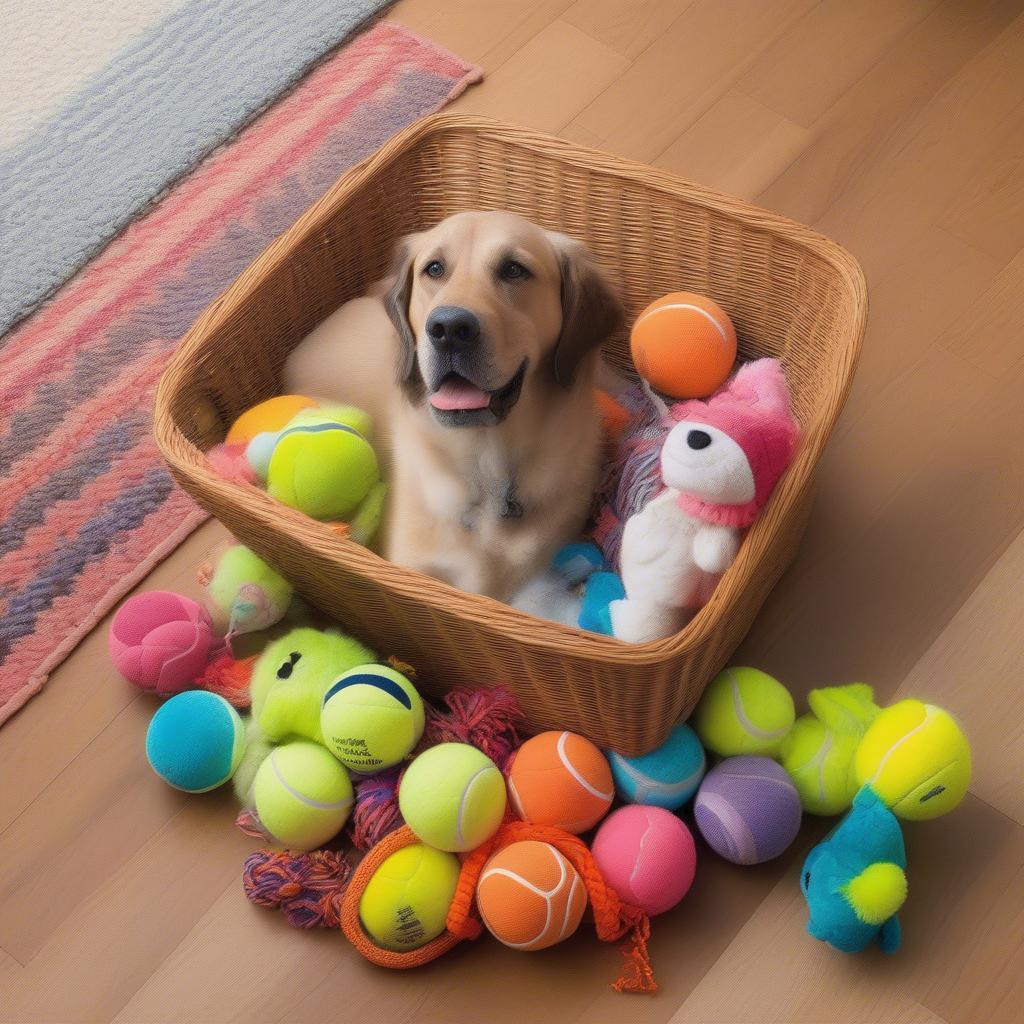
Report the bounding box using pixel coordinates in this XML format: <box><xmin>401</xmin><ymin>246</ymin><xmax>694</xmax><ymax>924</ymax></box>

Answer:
<box><xmin>854</xmin><ymin>699</ymin><xmax>971</xmax><ymax>821</ymax></box>
<box><xmin>398</xmin><ymin>743</ymin><xmax>506</xmax><ymax>852</ymax></box>
<box><xmin>267</xmin><ymin>417</ymin><xmax>378</xmax><ymax>520</ymax></box>
<box><xmin>320</xmin><ymin>664</ymin><xmax>425</xmax><ymax>773</ymax></box>
<box><xmin>780</xmin><ymin>714</ymin><xmax>860</xmax><ymax>816</ymax></box>
<box><xmin>693</xmin><ymin>667</ymin><xmax>795</xmax><ymax>757</ymax></box>
<box><xmin>253</xmin><ymin>740</ymin><xmax>354</xmax><ymax>850</ymax></box>
<box><xmin>359</xmin><ymin>844</ymin><xmax>461</xmax><ymax>951</ymax></box>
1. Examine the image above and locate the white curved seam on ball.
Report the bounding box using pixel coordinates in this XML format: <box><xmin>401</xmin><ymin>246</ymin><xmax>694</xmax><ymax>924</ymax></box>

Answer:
<box><xmin>634</xmin><ymin>303</ymin><xmax>728</xmax><ymax>342</ymax></box>
<box><xmin>558</xmin><ymin>731</ymin><xmax>613</xmax><ymax>800</ymax></box>
<box><xmin>699</xmin><ymin>791</ymin><xmax>756</xmax><ymax>864</ymax></box>
<box><xmin>612</xmin><ymin>753</ymin><xmax>703</xmax><ymax>801</ymax></box>
<box><xmin>729</xmin><ymin>668</ymin><xmax>789</xmax><ymax>741</ymax></box>
<box><xmin>807</xmin><ymin>731</ymin><xmax>833</xmax><ymax>804</ymax></box>
<box><xmin>456</xmin><ymin>764</ymin><xmax>492</xmax><ymax>847</ymax></box>
<box><xmin>560</xmin><ymin>872</ymin><xmax>581</xmax><ymax>940</ymax></box>
<box><xmin>269</xmin><ymin>751</ymin><xmax>352</xmax><ymax>810</ymax></box>
<box><xmin>869</xmin><ymin>706</ymin><xmax>935</xmax><ymax>791</ymax></box>
<box><xmin>628</xmin><ymin>821</ymin><xmax>653</xmax><ymax>891</ymax></box>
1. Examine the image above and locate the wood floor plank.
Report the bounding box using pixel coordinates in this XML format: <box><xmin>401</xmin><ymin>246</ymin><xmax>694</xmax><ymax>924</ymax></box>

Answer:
<box><xmin>732</xmin><ymin>352</ymin><xmax>1024</xmax><ymax>705</ymax></box>
<box><xmin>654</xmin><ymin>90</ymin><xmax>812</xmax><ymax>200</ymax></box>
<box><xmin>0</xmin><ymin>519</ymin><xmax>226</xmax><ymax>835</ymax></box>
<box><xmin>668</xmin><ymin>796</ymin><xmax>1022</xmax><ymax>1024</ymax></box>
<box><xmin>938</xmin><ymin>150</ymin><xmax>1024</xmax><ymax>262</ymax></box>
<box><xmin>564</xmin><ymin>0</ymin><xmax>817</xmax><ymax>162</ymax></box>
<box><xmin>889</xmin><ymin>530</ymin><xmax>1024</xmax><ymax>824</ymax></box>
<box><xmin>937</xmin><ymin>248</ymin><xmax>1024</xmax><ymax>378</ymax></box>
<box><xmin>758</xmin><ymin>0</ymin><xmax>1024</xmax><ymax>226</ymax></box>
<box><xmin>562</xmin><ymin>0</ymin><xmax>694</xmax><ymax>60</ymax></box>
<box><xmin>738</xmin><ymin>0</ymin><xmax>943</xmax><ymax>128</ymax></box>
<box><xmin>1</xmin><ymin>802</ymin><xmax>251</xmax><ymax>1024</ymax></box>
<box><xmin>450</xmin><ymin>20</ymin><xmax>630</xmax><ymax>133</ymax></box>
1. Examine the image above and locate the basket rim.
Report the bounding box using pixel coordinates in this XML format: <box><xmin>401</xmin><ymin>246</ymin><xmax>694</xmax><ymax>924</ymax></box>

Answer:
<box><xmin>155</xmin><ymin>113</ymin><xmax>867</xmax><ymax>664</ymax></box>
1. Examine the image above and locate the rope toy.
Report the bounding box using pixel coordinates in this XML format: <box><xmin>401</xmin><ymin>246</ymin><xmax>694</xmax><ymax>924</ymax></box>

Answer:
<box><xmin>339</xmin><ymin>822</ymin><xmax>657</xmax><ymax>993</ymax></box>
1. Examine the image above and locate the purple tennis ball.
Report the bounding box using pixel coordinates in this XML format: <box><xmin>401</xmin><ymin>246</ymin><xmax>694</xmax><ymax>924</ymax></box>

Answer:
<box><xmin>694</xmin><ymin>756</ymin><xmax>802</xmax><ymax>865</ymax></box>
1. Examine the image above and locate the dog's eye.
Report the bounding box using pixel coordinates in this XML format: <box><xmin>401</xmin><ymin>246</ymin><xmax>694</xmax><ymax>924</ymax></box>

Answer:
<box><xmin>498</xmin><ymin>260</ymin><xmax>530</xmax><ymax>281</ymax></box>
<box><xmin>423</xmin><ymin>260</ymin><xmax>445</xmax><ymax>279</ymax></box>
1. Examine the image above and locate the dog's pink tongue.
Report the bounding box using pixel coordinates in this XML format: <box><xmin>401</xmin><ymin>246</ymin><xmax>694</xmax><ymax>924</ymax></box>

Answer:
<box><xmin>430</xmin><ymin>378</ymin><xmax>491</xmax><ymax>411</ymax></box>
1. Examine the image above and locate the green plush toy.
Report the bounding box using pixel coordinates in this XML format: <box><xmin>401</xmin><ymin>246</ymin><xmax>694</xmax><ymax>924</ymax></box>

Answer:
<box><xmin>250</xmin><ymin>627</ymin><xmax>376</xmax><ymax>745</ymax></box>
<box><xmin>205</xmin><ymin>544</ymin><xmax>294</xmax><ymax>636</ymax></box>
<box><xmin>781</xmin><ymin>683</ymin><xmax>880</xmax><ymax>816</ymax></box>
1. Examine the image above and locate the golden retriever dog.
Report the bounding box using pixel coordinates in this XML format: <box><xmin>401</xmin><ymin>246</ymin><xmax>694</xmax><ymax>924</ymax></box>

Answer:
<box><xmin>284</xmin><ymin>210</ymin><xmax>623</xmax><ymax>599</ymax></box>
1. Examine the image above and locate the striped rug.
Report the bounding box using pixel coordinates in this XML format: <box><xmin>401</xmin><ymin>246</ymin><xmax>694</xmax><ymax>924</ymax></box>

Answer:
<box><xmin>0</xmin><ymin>22</ymin><xmax>481</xmax><ymax>724</ymax></box>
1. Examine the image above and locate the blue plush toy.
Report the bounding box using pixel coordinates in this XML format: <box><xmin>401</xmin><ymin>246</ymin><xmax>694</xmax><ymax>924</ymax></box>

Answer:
<box><xmin>509</xmin><ymin>543</ymin><xmax>608</xmax><ymax>628</ymax></box>
<box><xmin>801</xmin><ymin>786</ymin><xmax>907</xmax><ymax>954</ymax></box>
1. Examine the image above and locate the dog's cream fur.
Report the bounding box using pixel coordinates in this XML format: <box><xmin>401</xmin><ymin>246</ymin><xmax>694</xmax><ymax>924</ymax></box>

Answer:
<box><xmin>284</xmin><ymin>211</ymin><xmax>622</xmax><ymax>599</ymax></box>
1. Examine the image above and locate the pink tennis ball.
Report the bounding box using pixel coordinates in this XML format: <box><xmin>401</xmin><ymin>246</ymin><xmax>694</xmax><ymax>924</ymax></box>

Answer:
<box><xmin>591</xmin><ymin>805</ymin><xmax>697</xmax><ymax>916</ymax></box>
<box><xmin>108</xmin><ymin>591</ymin><xmax>216</xmax><ymax>695</ymax></box>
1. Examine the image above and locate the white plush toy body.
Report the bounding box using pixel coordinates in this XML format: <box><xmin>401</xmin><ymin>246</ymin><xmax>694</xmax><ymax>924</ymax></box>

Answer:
<box><xmin>610</xmin><ymin>359</ymin><xmax>799</xmax><ymax>644</ymax></box>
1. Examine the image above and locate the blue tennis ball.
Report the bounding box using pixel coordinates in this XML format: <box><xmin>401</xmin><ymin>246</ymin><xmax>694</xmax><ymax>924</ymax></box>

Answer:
<box><xmin>146</xmin><ymin>691</ymin><xmax>246</xmax><ymax>793</ymax></box>
<box><xmin>607</xmin><ymin>722</ymin><xmax>706</xmax><ymax>810</ymax></box>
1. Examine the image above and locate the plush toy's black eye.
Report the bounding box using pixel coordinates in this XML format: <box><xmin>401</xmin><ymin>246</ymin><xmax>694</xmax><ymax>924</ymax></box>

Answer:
<box><xmin>277</xmin><ymin>651</ymin><xmax>301</xmax><ymax>679</ymax></box>
<box><xmin>498</xmin><ymin>259</ymin><xmax>530</xmax><ymax>281</ymax></box>
<box><xmin>424</xmin><ymin>260</ymin><xmax>445</xmax><ymax>279</ymax></box>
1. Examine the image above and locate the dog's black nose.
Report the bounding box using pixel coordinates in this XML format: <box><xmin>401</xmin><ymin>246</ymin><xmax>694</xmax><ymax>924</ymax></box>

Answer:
<box><xmin>687</xmin><ymin>429</ymin><xmax>712</xmax><ymax>450</ymax></box>
<box><xmin>426</xmin><ymin>306</ymin><xmax>480</xmax><ymax>351</ymax></box>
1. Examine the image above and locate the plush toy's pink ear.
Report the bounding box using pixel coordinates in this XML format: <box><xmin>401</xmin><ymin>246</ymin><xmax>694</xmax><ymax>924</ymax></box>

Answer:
<box><xmin>726</xmin><ymin>358</ymin><xmax>792</xmax><ymax>414</ymax></box>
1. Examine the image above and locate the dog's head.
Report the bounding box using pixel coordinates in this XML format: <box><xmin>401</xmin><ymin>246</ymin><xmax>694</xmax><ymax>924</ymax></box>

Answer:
<box><xmin>384</xmin><ymin>211</ymin><xmax>622</xmax><ymax>427</ymax></box>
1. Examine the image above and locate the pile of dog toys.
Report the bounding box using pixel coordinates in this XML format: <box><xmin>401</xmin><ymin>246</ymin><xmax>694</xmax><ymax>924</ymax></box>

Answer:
<box><xmin>110</xmin><ymin>555</ymin><xmax>971</xmax><ymax>989</ymax></box>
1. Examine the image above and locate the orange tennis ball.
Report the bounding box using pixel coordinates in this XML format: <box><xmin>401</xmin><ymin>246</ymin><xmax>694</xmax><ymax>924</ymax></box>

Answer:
<box><xmin>477</xmin><ymin>840</ymin><xmax>587</xmax><ymax>951</ymax></box>
<box><xmin>226</xmin><ymin>395</ymin><xmax>317</xmax><ymax>445</ymax></box>
<box><xmin>508</xmin><ymin>730</ymin><xmax>614</xmax><ymax>833</ymax></box>
<box><xmin>630</xmin><ymin>291</ymin><xmax>737</xmax><ymax>399</ymax></box>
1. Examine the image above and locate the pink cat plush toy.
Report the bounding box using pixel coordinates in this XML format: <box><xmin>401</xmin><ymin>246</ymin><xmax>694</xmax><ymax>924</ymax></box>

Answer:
<box><xmin>609</xmin><ymin>358</ymin><xmax>800</xmax><ymax>643</ymax></box>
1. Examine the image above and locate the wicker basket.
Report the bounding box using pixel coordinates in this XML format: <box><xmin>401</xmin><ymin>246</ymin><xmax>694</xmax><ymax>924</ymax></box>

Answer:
<box><xmin>155</xmin><ymin>114</ymin><xmax>865</xmax><ymax>755</ymax></box>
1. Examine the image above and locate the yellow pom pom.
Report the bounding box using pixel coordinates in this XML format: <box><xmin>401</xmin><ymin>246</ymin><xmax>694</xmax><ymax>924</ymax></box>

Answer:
<box><xmin>843</xmin><ymin>862</ymin><xmax>907</xmax><ymax>925</ymax></box>
<box><xmin>854</xmin><ymin>699</ymin><xmax>971</xmax><ymax>821</ymax></box>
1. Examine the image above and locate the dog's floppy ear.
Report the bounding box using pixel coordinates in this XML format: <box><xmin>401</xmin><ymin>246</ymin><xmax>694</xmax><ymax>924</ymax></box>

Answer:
<box><xmin>549</xmin><ymin>233</ymin><xmax>624</xmax><ymax>388</ymax></box>
<box><xmin>383</xmin><ymin>233</ymin><xmax>423</xmax><ymax>389</ymax></box>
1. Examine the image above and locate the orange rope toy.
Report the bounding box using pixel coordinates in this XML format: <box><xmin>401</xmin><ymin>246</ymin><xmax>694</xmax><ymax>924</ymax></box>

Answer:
<box><xmin>340</xmin><ymin>821</ymin><xmax>657</xmax><ymax>993</ymax></box>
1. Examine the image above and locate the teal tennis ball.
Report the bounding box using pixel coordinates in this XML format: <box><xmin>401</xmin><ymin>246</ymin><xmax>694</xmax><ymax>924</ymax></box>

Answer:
<box><xmin>607</xmin><ymin>722</ymin><xmax>706</xmax><ymax>810</ymax></box>
<box><xmin>146</xmin><ymin>691</ymin><xmax>245</xmax><ymax>793</ymax></box>
<box><xmin>320</xmin><ymin>664</ymin><xmax>425</xmax><ymax>773</ymax></box>
<box><xmin>267</xmin><ymin>417</ymin><xmax>378</xmax><ymax>520</ymax></box>
<box><xmin>253</xmin><ymin>740</ymin><xmax>354</xmax><ymax>850</ymax></box>
<box><xmin>693</xmin><ymin>667</ymin><xmax>796</xmax><ymax>757</ymax></box>
<box><xmin>399</xmin><ymin>743</ymin><xmax>506</xmax><ymax>852</ymax></box>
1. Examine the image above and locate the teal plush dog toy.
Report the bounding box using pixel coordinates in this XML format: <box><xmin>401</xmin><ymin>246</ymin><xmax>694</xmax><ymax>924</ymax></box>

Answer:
<box><xmin>801</xmin><ymin>786</ymin><xmax>907</xmax><ymax>954</ymax></box>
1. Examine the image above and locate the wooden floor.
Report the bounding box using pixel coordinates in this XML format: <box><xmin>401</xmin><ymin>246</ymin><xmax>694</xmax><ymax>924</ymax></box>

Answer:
<box><xmin>3</xmin><ymin>1</ymin><xmax>1024</xmax><ymax>1021</ymax></box>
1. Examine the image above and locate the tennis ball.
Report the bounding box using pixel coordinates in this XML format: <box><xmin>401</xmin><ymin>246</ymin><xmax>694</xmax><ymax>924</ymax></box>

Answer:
<box><xmin>398</xmin><ymin>743</ymin><xmax>506</xmax><ymax>853</ymax></box>
<box><xmin>630</xmin><ymin>292</ymin><xmax>737</xmax><ymax>399</ymax></box>
<box><xmin>145</xmin><ymin>691</ymin><xmax>246</xmax><ymax>792</ymax></box>
<box><xmin>854</xmin><ymin>699</ymin><xmax>970</xmax><ymax>821</ymax></box>
<box><xmin>320</xmin><ymin>664</ymin><xmax>424</xmax><ymax>773</ymax></box>
<box><xmin>606</xmin><ymin>722</ymin><xmax>706</xmax><ymax>810</ymax></box>
<box><xmin>508</xmin><ymin>730</ymin><xmax>614</xmax><ymax>833</ymax></box>
<box><xmin>692</xmin><ymin>667</ymin><xmax>795</xmax><ymax>757</ymax></box>
<box><xmin>359</xmin><ymin>844</ymin><xmax>461</xmax><ymax>951</ymax></box>
<box><xmin>781</xmin><ymin>714</ymin><xmax>861</xmax><ymax>816</ymax></box>
<box><xmin>694</xmin><ymin>756</ymin><xmax>802</xmax><ymax>865</ymax></box>
<box><xmin>253</xmin><ymin>740</ymin><xmax>354</xmax><ymax>850</ymax></box>
<box><xmin>226</xmin><ymin>394</ymin><xmax>317</xmax><ymax>445</ymax></box>
<box><xmin>477</xmin><ymin>841</ymin><xmax>587</xmax><ymax>951</ymax></box>
<box><xmin>591</xmin><ymin>805</ymin><xmax>697</xmax><ymax>916</ymax></box>
<box><xmin>267</xmin><ymin>414</ymin><xmax>378</xmax><ymax>520</ymax></box>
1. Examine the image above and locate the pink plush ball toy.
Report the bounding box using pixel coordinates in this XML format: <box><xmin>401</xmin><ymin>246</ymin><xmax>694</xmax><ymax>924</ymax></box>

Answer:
<box><xmin>591</xmin><ymin>804</ymin><xmax>697</xmax><ymax>916</ymax></box>
<box><xmin>108</xmin><ymin>591</ymin><xmax>220</xmax><ymax>695</ymax></box>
